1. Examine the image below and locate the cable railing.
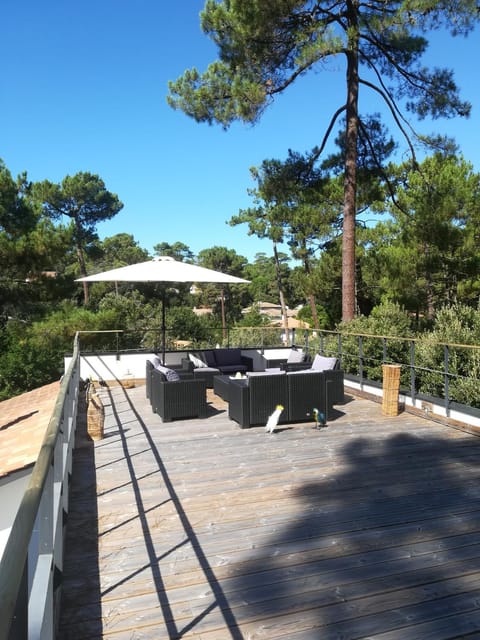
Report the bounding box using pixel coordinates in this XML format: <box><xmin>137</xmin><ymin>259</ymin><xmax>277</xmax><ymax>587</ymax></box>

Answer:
<box><xmin>309</xmin><ymin>329</ymin><xmax>480</xmax><ymax>415</ymax></box>
<box><xmin>0</xmin><ymin>335</ymin><xmax>81</xmax><ymax>640</ymax></box>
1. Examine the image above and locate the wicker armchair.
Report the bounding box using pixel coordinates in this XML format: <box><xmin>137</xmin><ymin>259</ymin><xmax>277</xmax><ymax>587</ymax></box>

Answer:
<box><xmin>146</xmin><ymin>358</ymin><xmax>193</xmax><ymax>400</ymax></box>
<box><xmin>228</xmin><ymin>373</ymin><xmax>289</xmax><ymax>428</ymax></box>
<box><xmin>324</xmin><ymin>369</ymin><xmax>345</xmax><ymax>406</ymax></box>
<box><xmin>150</xmin><ymin>368</ymin><xmax>207</xmax><ymax>422</ymax></box>
<box><xmin>287</xmin><ymin>371</ymin><xmax>327</xmax><ymax>422</ymax></box>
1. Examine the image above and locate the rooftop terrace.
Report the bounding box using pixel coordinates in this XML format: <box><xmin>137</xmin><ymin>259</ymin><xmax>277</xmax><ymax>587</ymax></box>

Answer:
<box><xmin>58</xmin><ymin>383</ymin><xmax>480</xmax><ymax>639</ymax></box>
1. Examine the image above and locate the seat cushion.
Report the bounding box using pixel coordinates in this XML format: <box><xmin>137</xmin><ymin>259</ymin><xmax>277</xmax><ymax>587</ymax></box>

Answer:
<box><xmin>247</xmin><ymin>370</ymin><xmax>285</xmax><ymax>378</ymax></box>
<box><xmin>218</xmin><ymin>364</ymin><xmax>248</xmax><ymax>374</ymax></box>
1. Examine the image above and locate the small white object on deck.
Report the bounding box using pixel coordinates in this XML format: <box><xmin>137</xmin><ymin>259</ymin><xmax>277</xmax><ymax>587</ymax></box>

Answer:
<box><xmin>265</xmin><ymin>404</ymin><xmax>284</xmax><ymax>433</ymax></box>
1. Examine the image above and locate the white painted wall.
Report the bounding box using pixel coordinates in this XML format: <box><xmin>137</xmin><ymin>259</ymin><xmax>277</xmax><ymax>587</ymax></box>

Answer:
<box><xmin>0</xmin><ymin>468</ymin><xmax>31</xmax><ymax>561</ymax></box>
<box><xmin>64</xmin><ymin>351</ymin><xmax>192</xmax><ymax>382</ymax></box>
<box><xmin>64</xmin><ymin>353</ymin><xmax>155</xmax><ymax>383</ymax></box>
<box><xmin>64</xmin><ymin>349</ymin><xmax>294</xmax><ymax>381</ymax></box>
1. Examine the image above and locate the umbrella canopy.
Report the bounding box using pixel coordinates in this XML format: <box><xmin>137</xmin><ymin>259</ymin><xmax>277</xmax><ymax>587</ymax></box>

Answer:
<box><xmin>77</xmin><ymin>255</ymin><xmax>250</xmax><ymax>285</ymax></box>
<box><xmin>76</xmin><ymin>256</ymin><xmax>249</xmax><ymax>360</ymax></box>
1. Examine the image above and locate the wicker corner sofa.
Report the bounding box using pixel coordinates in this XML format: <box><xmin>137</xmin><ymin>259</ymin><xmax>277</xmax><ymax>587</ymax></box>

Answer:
<box><xmin>188</xmin><ymin>348</ymin><xmax>251</xmax><ymax>387</ymax></box>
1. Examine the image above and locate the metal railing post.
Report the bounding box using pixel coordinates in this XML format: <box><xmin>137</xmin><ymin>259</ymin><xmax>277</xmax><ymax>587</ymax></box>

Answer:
<box><xmin>444</xmin><ymin>344</ymin><xmax>450</xmax><ymax>417</ymax></box>
<box><xmin>410</xmin><ymin>340</ymin><xmax>416</xmax><ymax>406</ymax></box>
<box><xmin>359</xmin><ymin>335</ymin><xmax>364</xmax><ymax>385</ymax></box>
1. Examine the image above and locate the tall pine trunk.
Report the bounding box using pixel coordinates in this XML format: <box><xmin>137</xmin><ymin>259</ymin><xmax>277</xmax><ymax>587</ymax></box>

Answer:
<box><xmin>302</xmin><ymin>250</ymin><xmax>320</xmax><ymax>330</ymax></box>
<box><xmin>220</xmin><ymin>286</ymin><xmax>227</xmax><ymax>341</ymax></box>
<box><xmin>342</xmin><ymin>2</ymin><xmax>360</xmax><ymax>322</ymax></box>
<box><xmin>76</xmin><ymin>244</ymin><xmax>89</xmax><ymax>305</ymax></box>
<box><xmin>273</xmin><ymin>242</ymin><xmax>290</xmax><ymax>344</ymax></box>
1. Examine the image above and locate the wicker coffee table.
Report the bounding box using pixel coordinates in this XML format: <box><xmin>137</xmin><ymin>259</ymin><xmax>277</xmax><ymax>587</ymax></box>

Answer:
<box><xmin>213</xmin><ymin>375</ymin><xmax>232</xmax><ymax>402</ymax></box>
<box><xmin>213</xmin><ymin>374</ymin><xmax>248</xmax><ymax>402</ymax></box>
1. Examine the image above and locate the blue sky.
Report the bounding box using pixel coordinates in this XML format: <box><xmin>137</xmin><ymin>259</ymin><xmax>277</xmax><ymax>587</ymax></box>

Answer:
<box><xmin>1</xmin><ymin>1</ymin><xmax>479</xmax><ymax>262</ymax></box>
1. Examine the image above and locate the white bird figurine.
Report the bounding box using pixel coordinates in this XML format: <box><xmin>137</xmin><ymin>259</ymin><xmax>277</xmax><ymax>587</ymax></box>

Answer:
<box><xmin>265</xmin><ymin>404</ymin><xmax>284</xmax><ymax>433</ymax></box>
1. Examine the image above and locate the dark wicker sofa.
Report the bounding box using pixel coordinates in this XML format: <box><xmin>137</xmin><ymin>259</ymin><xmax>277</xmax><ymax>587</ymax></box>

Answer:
<box><xmin>189</xmin><ymin>348</ymin><xmax>251</xmax><ymax>387</ymax></box>
<box><xmin>227</xmin><ymin>368</ymin><xmax>344</xmax><ymax>428</ymax></box>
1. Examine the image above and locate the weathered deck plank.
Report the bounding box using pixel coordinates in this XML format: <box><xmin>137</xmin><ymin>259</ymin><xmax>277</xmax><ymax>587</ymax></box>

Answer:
<box><xmin>58</xmin><ymin>385</ymin><xmax>480</xmax><ymax>639</ymax></box>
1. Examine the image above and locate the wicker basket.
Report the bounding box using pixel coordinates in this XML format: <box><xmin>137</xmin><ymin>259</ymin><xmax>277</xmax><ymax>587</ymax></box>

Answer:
<box><xmin>121</xmin><ymin>373</ymin><xmax>136</xmax><ymax>389</ymax></box>
<box><xmin>382</xmin><ymin>364</ymin><xmax>401</xmax><ymax>416</ymax></box>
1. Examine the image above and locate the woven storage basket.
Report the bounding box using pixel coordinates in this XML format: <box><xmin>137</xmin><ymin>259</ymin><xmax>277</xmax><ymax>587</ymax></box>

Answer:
<box><xmin>382</xmin><ymin>364</ymin><xmax>401</xmax><ymax>416</ymax></box>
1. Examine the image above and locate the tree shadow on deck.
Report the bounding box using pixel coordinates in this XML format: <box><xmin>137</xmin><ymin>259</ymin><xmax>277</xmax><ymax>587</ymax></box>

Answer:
<box><xmin>230</xmin><ymin>429</ymin><xmax>480</xmax><ymax>639</ymax></box>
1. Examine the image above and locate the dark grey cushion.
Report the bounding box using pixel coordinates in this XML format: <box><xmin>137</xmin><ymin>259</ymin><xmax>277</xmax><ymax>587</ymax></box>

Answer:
<box><xmin>157</xmin><ymin>365</ymin><xmax>180</xmax><ymax>382</ymax></box>
<box><xmin>214</xmin><ymin>348</ymin><xmax>242</xmax><ymax>366</ymax></box>
<box><xmin>203</xmin><ymin>350</ymin><xmax>217</xmax><ymax>367</ymax></box>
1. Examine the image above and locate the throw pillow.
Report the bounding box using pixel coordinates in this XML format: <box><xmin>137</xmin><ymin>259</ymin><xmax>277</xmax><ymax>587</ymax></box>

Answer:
<box><xmin>157</xmin><ymin>365</ymin><xmax>180</xmax><ymax>381</ymax></box>
<box><xmin>188</xmin><ymin>353</ymin><xmax>207</xmax><ymax>368</ymax></box>
<box><xmin>287</xmin><ymin>349</ymin><xmax>305</xmax><ymax>364</ymax></box>
<box><xmin>311</xmin><ymin>355</ymin><xmax>338</xmax><ymax>371</ymax></box>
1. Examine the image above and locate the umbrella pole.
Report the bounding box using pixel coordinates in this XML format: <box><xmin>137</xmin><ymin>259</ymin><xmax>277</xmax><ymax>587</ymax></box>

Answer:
<box><xmin>162</xmin><ymin>287</ymin><xmax>166</xmax><ymax>364</ymax></box>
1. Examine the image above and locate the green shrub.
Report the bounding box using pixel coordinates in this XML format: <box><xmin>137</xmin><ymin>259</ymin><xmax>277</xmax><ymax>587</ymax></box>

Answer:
<box><xmin>415</xmin><ymin>304</ymin><xmax>480</xmax><ymax>407</ymax></box>
<box><xmin>336</xmin><ymin>302</ymin><xmax>414</xmax><ymax>385</ymax></box>
<box><xmin>297</xmin><ymin>304</ymin><xmax>331</xmax><ymax>329</ymax></box>
<box><xmin>228</xmin><ymin>326</ymin><xmax>284</xmax><ymax>348</ymax></box>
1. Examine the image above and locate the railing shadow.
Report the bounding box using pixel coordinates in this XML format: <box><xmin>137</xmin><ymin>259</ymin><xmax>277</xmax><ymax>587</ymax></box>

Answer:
<box><xmin>57</xmin><ymin>388</ymin><xmax>102</xmax><ymax>639</ymax></box>
<box><xmin>99</xmin><ymin>384</ymin><xmax>244</xmax><ymax>640</ymax></box>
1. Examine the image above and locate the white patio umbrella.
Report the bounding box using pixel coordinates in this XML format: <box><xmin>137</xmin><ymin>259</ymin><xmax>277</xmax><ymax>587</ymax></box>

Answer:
<box><xmin>76</xmin><ymin>256</ymin><xmax>249</xmax><ymax>360</ymax></box>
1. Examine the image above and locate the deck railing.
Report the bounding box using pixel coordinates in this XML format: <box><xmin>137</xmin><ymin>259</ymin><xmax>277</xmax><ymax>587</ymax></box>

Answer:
<box><xmin>308</xmin><ymin>329</ymin><xmax>480</xmax><ymax>415</ymax></box>
<box><xmin>0</xmin><ymin>335</ymin><xmax>81</xmax><ymax>640</ymax></box>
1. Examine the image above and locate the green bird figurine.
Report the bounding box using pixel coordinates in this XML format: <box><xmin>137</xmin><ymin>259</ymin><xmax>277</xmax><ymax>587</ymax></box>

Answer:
<box><xmin>313</xmin><ymin>408</ymin><xmax>326</xmax><ymax>429</ymax></box>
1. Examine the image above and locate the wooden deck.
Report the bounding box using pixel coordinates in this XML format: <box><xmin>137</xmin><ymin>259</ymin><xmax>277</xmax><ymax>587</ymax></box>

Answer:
<box><xmin>58</xmin><ymin>384</ymin><xmax>480</xmax><ymax>639</ymax></box>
